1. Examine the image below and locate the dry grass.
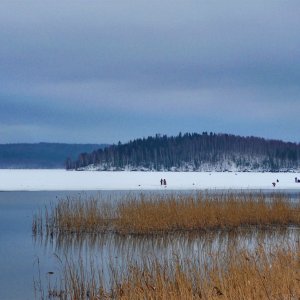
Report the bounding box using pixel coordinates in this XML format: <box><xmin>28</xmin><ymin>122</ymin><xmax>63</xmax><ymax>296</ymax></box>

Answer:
<box><xmin>112</xmin><ymin>247</ymin><xmax>300</xmax><ymax>300</ymax></box>
<box><xmin>49</xmin><ymin>243</ymin><xmax>300</xmax><ymax>300</ymax></box>
<box><xmin>115</xmin><ymin>193</ymin><xmax>300</xmax><ymax>235</ymax></box>
<box><xmin>33</xmin><ymin>193</ymin><xmax>300</xmax><ymax>299</ymax></box>
<box><xmin>33</xmin><ymin>193</ymin><xmax>300</xmax><ymax>236</ymax></box>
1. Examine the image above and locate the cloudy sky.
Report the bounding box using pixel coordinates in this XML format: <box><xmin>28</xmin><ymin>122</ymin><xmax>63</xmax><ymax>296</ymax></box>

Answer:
<box><xmin>1</xmin><ymin>1</ymin><xmax>299</xmax><ymax>144</ymax></box>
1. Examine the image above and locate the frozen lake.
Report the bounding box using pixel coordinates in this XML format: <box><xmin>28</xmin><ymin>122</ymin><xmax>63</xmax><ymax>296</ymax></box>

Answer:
<box><xmin>0</xmin><ymin>169</ymin><xmax>300</xmax><ymax>191</ymax></box>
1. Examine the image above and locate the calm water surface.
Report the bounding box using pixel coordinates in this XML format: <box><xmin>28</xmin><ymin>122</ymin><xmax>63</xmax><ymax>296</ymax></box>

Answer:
<box><xmin>0</xmin><ymin>190</ymin><xmax>299</xmax><ymax>300</ymax></box>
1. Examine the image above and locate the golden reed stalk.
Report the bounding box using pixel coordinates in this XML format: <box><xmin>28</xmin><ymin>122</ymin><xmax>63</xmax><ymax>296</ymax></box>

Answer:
<box><xmin>33</xmin><ymin>193</ymin><xmax>300</xmax><ymax>236</ymax></box>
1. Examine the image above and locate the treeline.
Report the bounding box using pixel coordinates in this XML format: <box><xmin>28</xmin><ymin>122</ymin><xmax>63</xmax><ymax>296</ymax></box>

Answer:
<box><xmin>0</xmin><ymin>143</ymin><xmax>107</xmax><ymax>169</ymax></box>
<box><xmin>67</xmin><ymin>133</ymin><xmax>300</xmax><ymax>171</ymax></box>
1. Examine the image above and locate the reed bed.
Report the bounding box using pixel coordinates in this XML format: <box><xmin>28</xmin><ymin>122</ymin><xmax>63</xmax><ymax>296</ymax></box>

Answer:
<box><xmin>33</xmin><ymin>193</ymin><xmax>300</xmax><ymax>236</ymax></box>
<box><xmin>115</xmin><ymin>193</ymin><xmax>300</xmax><ymax>235</ymax></box>
<box><xmin>44</xmin><ymin>243</ymin><xmax>300</xmax><ymax>299</ymax></box>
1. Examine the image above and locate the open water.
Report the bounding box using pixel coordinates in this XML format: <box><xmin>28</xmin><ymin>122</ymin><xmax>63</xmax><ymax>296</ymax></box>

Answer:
<box><xmin>0</xmin><ymin>190</ymin><xmax>299</xmax><ymax>299</ymax></box>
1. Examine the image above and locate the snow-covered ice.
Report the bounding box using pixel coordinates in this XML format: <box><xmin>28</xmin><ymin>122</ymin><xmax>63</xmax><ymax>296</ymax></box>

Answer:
<box><xmin>0</xmin><ymin>169</ymin><xmax>300</xmax><ymax>191</ymax></box>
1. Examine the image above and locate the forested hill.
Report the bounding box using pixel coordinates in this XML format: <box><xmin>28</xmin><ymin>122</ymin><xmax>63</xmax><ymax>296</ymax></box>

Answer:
<box><xmin>68</xmin><ymin>133</ymin><xmax>300</xmax><ymax>172</ymax></box>
<box><xmin>0</xmin><ymin>143</ymin><xmax>107</xmax><ymax>169</ymax></box>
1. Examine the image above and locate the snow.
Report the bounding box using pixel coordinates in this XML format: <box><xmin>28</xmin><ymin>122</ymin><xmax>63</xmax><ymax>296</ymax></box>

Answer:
<box><xmin>0</xmin><ymin>169</ymin><xmax>300</xmax><ymax>191</ymax></box>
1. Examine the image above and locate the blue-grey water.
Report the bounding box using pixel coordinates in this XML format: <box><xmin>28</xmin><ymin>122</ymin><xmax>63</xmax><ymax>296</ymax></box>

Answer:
<box><xmin>0</xmin><ymin>190</ymin><xmax>299</xmax><ymax>300</ymax></box>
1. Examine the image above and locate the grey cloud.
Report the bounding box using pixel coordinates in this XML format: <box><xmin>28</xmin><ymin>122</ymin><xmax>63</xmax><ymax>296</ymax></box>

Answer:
<box><xmin>1</xmin><ymin>1</ymin><xmax>300</xmax><ymax>86</ymax></box>
<box><xmin>0</xmin><ymin>1</ymin><xmax>299</xmax><ymax>143</ymax></box>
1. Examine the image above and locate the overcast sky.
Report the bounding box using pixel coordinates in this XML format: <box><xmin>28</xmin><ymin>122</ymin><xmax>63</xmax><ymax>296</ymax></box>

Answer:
<box><xmin>1</xmin><ymin>1</ymin><xmax>299</xmax><ymax>144</ymax></box>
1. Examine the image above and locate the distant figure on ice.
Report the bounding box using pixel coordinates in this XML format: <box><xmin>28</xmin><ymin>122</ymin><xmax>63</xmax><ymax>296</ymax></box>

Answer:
<box><xmin>163</xmin><ymin>179</ymin><xmax>167</xmax><ymax>186</ymax></box>
<box><xmin>272</xmin><ymin>182</ymin><xmax>276</xmax><ymax>187</ymax></box>
<box><xmin>160</xmin><ymin>178</ymin><xmax>163</xmax><ymax>186</ymax></box>
<box><xmin>276</xmin><ymin>179</ymin><xmax>279</xmax><ymax>183</ymax></box>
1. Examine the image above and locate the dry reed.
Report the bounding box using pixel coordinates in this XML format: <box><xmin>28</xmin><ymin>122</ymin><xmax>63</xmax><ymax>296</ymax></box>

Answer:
<box><xmin>33</xmin><ymin>193</ymin><xmax>300</xmax><ymax>236</ymax></box>
<box><xmin>49</xmin><ymin>243</ymin><xmax>300</xmax><ymax>299</ymax></box>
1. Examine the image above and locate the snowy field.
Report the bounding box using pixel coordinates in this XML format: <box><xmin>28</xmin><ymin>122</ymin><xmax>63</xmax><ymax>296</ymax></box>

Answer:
<box><xmin>0</xmin><ymin>169</ymin><xmax>300</xmax><ymax>191</ymax></box>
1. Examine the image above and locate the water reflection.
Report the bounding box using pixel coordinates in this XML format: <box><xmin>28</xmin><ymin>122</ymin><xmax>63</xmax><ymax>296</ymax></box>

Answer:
<box><xmin>34</xmin><ymin>226</ymin><xmax>300</xmax><ymax>279</ymax></box>
<box><xmin>38</xmin><ymin>226</ymin><xmax>300</xmax><ymax>252</ymax></box>
<box><xmin>0</xmin><ymin>190</ymin><xmax>299</xmax><ymax>299</ymax></box>
<box><xmin>33</xmin><ymin>189</ymin><xmax>300</xmax><ymax>267</ymax></box>
<box><xmin>30</xmin><ymin>190</ymin><xmax>300</xmax><ymax>297</ymax></box>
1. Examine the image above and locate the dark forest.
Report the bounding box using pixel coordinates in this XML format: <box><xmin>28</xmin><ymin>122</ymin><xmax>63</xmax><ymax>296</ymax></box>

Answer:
<box><xmin>68</xmin><ymin>133</ymin><xmax>300</xmax><ymax>172</ymax></box>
